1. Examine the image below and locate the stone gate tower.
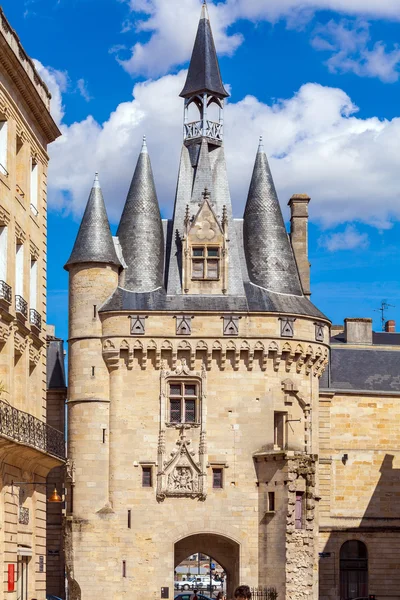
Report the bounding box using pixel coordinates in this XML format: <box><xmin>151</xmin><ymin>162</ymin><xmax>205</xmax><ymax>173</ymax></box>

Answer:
<box><xmin>65</xmin><ymin>4</ymin><xmax>330</xmax><ymax>599</ymax></box>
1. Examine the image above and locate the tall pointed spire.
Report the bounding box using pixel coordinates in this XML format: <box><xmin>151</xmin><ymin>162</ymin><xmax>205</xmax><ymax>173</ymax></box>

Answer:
<box><xmin>65</xmin><ymin>173</ymin><xmax>120</xmax><ymax>270</ymax></box>
<box><xmin>180</xmin><ymin>2</ymin><xmax>229</xmax><ymax>99</ymax></box>
<box><xmin>117</xmin><ymin>139</ymin><xmax>164</xmax><ymax>292</ymax></box>
<box><xmin>243</xmin><ymin>142</ymin><xmax>303</xmax><ymax>296</ymax></box>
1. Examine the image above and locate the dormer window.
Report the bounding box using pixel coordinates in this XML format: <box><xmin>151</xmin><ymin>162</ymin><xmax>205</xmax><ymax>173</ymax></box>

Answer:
<box><xmin>192</xmin><ymin>246</ymin><xmax>220</xmax><ymax>280</ymax></box>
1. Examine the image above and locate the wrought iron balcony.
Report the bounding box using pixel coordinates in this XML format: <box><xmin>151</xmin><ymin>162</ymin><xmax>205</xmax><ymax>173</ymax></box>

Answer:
<box><xmin>0</xmin><ymin>280</ymin><xmax>12</xmax><ymax>304</ymax></box>
<box><xmin>19</xmin><ymin>506</ymin><xmax>29</xmax><ymax>525</ymax></box>
<box><xmin>29</xmin><ymin>309</ymin><xmax>41</xmax><ymax>330</ymax></box>
<box><xmin>0</xmin><ymin>399</ymin><xmax>65</xmax><ymax>460</ymax></box>
<box><xmin>15</xmin><ymin>295</ymin><xmax>28</xmax><ymax>318</ymax></box>
<box><xmin>184</xmin><ymin>119</ymin><xmax>223</xmax><ymax>143</ymax></box>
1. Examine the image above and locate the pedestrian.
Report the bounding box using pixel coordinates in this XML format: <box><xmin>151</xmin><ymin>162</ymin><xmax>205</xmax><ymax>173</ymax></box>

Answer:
<box><xmin>216</xmin><ymin>591</ymin><xmax>224</xmax><ymax>600</ymax></box>
<box><xmin>191</xmin><ymin>588</ymin><xmax>199</xmax><ymax>600</ymax></box>
<box><xmin>234</xmin><ymin>586</ymin><xmax>252</xmax><ymax>600</ymax></box>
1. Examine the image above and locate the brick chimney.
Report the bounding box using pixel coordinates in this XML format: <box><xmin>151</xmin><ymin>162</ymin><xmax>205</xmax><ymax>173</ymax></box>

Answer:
<box><xmin>385</xmin><ymin>320</ymin><xmax>396</xmax><ymax>333</ymax></box>
<box><xmin>288</xmin><ymin>194</ymin><xmax>311</xmax><ymax>298</ymax></box>
<box><xmin>344</xmin><ymin>318</ymin><xmax>372</xmax><ymax>345</ymax></box>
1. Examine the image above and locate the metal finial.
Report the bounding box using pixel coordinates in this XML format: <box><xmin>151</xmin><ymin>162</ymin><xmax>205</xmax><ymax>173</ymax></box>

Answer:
<box><xmin>202</xmin><ymin>187</ymin><xmax>210</xmax><ymax>201</ymax></box>
<box><xmin>201</xmin><ymin>0</ymin><xmax>208</xmax><ymax>19</ymax></box>
<box><xmin>141</xmin><ymin>135</ymin><xmax>148</xmax><ymax>154</ymax></box>
<box><xmin>258</xmin><ymin>136</ymin><xmax>264</xmax><ymax>153</ymax></box>
<box><xmin>93</xmin><ymin>172</ymin><xmax>100</xmax><ymax>189</ymax></box>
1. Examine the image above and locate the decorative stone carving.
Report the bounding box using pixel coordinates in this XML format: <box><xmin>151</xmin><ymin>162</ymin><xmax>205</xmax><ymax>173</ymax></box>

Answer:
<box><xmin>280</xmin><ymin>317</ymin><xmax>296</xmax><ymax>338</ymax></box>
<box><xmin>28</xmin><ymin>341</ymin><xmax>40</xmax><ymax>367</ymax></box>
<box><xmin>314</xmin><ymin>322</ymin><xmax>324</xmax><ymax>342</ymax></box>
<box><xmin>29</xmin><ymin>240</ymin><xmax>39</xmax><ymax>261</ymax></box>
<box><xmin>223</xmin><ymin>316</ymin><xmax>239</xmax><ymax>336</ymax></box>
<box><xmin>14</xmin><ymin>331</ymin><xmax>27</xmax><ymax>356</ymax></box>
<box><xmin>102</xmin><ymin>340</ymin><xmax>120</xmax><ymax>371</ymax></box>
<box><xmin>0</xmin><ymin>204</ymin><xmax>10</xmax><ymax>226</ymax></box>
<box><xmin>0</xmin><ymin>321</ymin><xmax>11</xmax><ymax>344</ymax></box>
<box><xmin>130</xmin><ymin>315</ymin><xmax>146</xmax><ymax>336</ymax></box>
<box><xmin>176</xmin><ymin>315</ymin><xmax>192</xmax><ymax>336</ymax></box>
<box><xmin>15</xmin><ymin>222</ymin><xmax>26</xmax><ymax>244</ymax></box>
<box><xmin>157</xmin><ymin>430</ymin><xmax>206</xmax><ymax>501</ymax></box>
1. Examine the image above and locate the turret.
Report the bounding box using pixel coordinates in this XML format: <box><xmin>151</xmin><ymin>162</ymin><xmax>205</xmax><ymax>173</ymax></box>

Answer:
<box><xmin>116</xmin><ymin>137</ymin><xmax>164</xmax><ymax>292</ymax></box>
<box><xmin>65</xmin><ymin>174</ymin><xmax>120</xmax><ymax>515</ymax></box>
<box><xmin>243</xmin><ymin>138</ymin><xmax>303</xmax><ymax>296</ymax></box>
<box><xmin>180</xmin><ymin>1</ymin><xmax>229</xmax><ymax>146</ymax></box>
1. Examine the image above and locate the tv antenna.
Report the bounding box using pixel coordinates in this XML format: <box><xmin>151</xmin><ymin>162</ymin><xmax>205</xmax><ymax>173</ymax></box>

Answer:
<box><xmin>374</xmin><ymin>300</ymin><xmax>395</xmax><ymax>331</ymax></box>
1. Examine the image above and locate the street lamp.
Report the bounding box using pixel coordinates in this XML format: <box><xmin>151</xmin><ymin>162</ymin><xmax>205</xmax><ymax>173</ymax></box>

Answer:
<box><xmin>11</xmin><ymin>481</ymin><xmax>63</xmax><ymax>503</ymax></box>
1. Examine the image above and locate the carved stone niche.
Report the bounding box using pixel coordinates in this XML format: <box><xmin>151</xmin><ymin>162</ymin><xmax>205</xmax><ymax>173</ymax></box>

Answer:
<box><xmin>157</xmin><ymin>430</ymin><xmax>206</xmax><ymax>501</ymax></box>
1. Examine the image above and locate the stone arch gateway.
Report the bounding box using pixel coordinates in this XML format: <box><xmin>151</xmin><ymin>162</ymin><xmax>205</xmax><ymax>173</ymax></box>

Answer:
<box><xmin>174</xmin><ymin>533</ymin><xmax>240</xmax><ymax>599</ymax></box>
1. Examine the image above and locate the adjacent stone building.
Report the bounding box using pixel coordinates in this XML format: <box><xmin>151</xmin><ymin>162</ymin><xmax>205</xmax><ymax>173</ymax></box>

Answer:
<box><xmin>65</xmin><ymin>4</ymin><xmax>329</xmax><ymax>600</ymax></box>
<box><xmin>319</xmin><ymin>318</ymin><xmax>400</xmax><ymax>600</ymax></box>
<box><xmin>0</xmin><ymin>8</ymin><xmax>64</xmax><ymax>600</ymax></box>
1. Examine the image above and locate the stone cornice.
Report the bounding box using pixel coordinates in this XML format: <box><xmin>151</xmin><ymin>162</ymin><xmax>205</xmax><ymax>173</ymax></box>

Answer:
<box><xmin>0</xmin><ymin>18</ymin><xmax>60</xmax><ymax>144</ymax></box>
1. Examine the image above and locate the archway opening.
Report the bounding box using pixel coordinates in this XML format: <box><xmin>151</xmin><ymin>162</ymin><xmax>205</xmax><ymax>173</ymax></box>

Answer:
<box><xmin>340</xmin><ymin>540</ymin><xmax>368</xmax><ymax>599</ymax></box>
<box><xmin>175</xmin><ymin>534</ymin><xmax>240</xmax><ymax>600</ymax></box>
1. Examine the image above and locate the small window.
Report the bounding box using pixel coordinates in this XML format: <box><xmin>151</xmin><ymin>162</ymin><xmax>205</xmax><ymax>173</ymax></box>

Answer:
<box><xmin>295</xmin><ymin>492</ymin><xmax>304</xmax><ymax>529</ymax></box>
<box><xmin>191</xmin><ymin>246</ymin><xmax>220</xmax><ymax>281</ymax></box>
<box><xmin>268</xmin><ymin>491</ymin><xmax>275</xmax><ymax>512</ymax></box>
<box><xmin>30</xmin><ymin>158</ymin><xmax>39</xmax><ymax>214</ymax></box>
<box><xmin>142</xmin><ymin>467</ymin><xmax>152</xmax><ymax>488</ymax></box>
<box><xmin>30</xmin><ymin>257</ymin><xmax>37</xmax><ymax>310</ymax></box>
<box><xmin>168</xmin><ymin>381</ymin><xmax>199</xmax><ymax>424</ymax></box>
<box><xmin>0</xmin><ymin>226</ymin><xmax>8</xmax><ymax>283</ymax></box>
<box><xmin>212</xmin><ymin>468</ymin><xmax>223</xmax><ymax>489</ymax></box>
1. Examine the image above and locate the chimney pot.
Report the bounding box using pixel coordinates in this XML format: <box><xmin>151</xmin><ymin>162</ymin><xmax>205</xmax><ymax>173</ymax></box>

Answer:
<box><xmin>385</xmin><ymin>320</ymin><xmax>396</xmax><ymax>333</ymax></box>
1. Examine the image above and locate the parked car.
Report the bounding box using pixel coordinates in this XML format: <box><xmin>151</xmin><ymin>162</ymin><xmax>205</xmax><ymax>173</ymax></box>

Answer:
<box><xmin>175</xmin><ymin>581</ymin><xmax>194</xmax><ymax>591</ymax></box>
<box><xmin>189</xmin><ymin>576</ymin><xmax>222</xmax><ymax>590</ymax></box>
<box><xmin>175</xmin><ymin>594</ymin><xmax>213</xmax><ymax>600</ymax></box>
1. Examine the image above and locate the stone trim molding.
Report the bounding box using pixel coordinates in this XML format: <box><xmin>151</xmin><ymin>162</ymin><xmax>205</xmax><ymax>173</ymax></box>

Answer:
<box><xmin>102</xmin><ymin>337</ymin><xmax>328</xmax><ymax>377</ymax></box>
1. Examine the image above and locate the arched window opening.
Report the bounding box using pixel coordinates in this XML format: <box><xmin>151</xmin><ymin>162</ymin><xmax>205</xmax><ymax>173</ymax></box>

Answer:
<box><xmin>340</xmin><ymin>540</ymin><xmax>368</xmax><ymax>600</ymax></box>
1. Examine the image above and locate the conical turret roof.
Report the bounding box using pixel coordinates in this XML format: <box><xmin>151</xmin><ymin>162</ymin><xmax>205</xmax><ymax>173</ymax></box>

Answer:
<box><xmin>117</xmin><ymin>137</ymin><xmax>164</xmax><ymax>292</ymax></box>
<box><xmin>243</xmin><ymin>139</ymin><xmax>303</xmax><ymax>296</ymax></box>
<box><xmin>65</xmin><ymin>173</ymin><xmax>120</xmax><ymax>270</ymax></box>
<box><xmin>180</xmin><ymin>1</ymin><xmax>229</xmax><ymax>99</ymax></box>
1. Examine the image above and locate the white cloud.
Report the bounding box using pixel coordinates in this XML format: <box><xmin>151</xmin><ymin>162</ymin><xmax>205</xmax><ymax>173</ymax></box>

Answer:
<box><xmin>38</xmin><ymin>65</ymin><xmax>400</xmax><ymax>231</ymax></box>
<box><xmin>76</xmin><ymin>78</ymin><xmax>93</xmax><ymax>102</ymax></box>
<box><xmin>319</xmin><ymin>225</ymin><xmax>369</xmax><ymax>251</ymax></box>
<box><xmin>33</xmin><ymin>60</ymin><xmax>67</xmax><ymax>125</ymax></box>
<box><xmin>312</xmin><ymin>19</ymin><xmax>400</xmax><ymax>83</ymax></box>
<box><xmin>117</xmin><ymin>0</ymin><xmax>400</xmax><ymax>78</ymax></box>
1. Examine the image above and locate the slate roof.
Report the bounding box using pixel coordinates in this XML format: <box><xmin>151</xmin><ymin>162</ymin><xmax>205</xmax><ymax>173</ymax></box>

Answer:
<box><xmin>65</xmin><ymin>174</ymin><xmax>120</xmax><ymax>270</ymax></box>
<box><xmin>180</xmin><ymin>2</ymin><xmax>229</xmax><ymax>99</ymax></box>
<box><xmin>243</xmin><ymin>140</ymin><xmax>303</xmax><ymax>296</ymax></box>
<box><xmin>101</xmin><ymin>219</ymin><xmax>327</xmax><ymax>319</ymax></box>
<box><xmin>47</xmin><ymin>339</ymin><xmax>66</xmax><ymax>389</ymax></box>
<box><xmin>322</xmin><ymin>347</ymin><xmax>400</xmax><ymax>392</ymax></box>
<box><xmin>116</xmin><ymin>138</ymin><xmax>164</xmax><ymax>292</ymax></box>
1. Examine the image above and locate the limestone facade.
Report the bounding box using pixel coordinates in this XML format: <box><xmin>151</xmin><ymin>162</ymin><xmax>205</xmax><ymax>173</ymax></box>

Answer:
<box><xmin>0</xmin><ymin>8</ymin><xmax>63</xmax><ymax>600</ymax></box>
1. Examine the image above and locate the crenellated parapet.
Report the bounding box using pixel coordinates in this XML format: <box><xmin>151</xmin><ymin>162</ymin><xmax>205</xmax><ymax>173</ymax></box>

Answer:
<box><xmin>101</xmin><ymin>336</ymin><xmax>328</xmax><ymax>378</ymax></box>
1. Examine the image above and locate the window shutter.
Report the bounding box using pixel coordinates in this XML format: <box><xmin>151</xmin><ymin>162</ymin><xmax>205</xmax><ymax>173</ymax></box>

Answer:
<box><xmin>207</xmin><ymin>260</ymin><xmax>219</xmax><ymax>279</ymax></box>
<box><xmin>192</xmin><ymin>260</ymin><xmax>204</xmax><ymax>279</ymax></box>
<box><xmin>0</xmin><ymin>226</ymin><xmax>7</xmax><ymax>282</ymax></box>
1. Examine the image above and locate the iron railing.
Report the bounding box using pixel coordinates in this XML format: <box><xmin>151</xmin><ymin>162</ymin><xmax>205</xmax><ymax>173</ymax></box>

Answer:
<box><xmin>0</xmin><ymin>280</ymin><xmax>12</xmax><ymax>304</ymax></box>
<box><xmin>29</xmin><ymin>308</ymin><xmax>41</xmax><ymax>330</ymax></box>
<box><xmin>0</xmin><ymin>162</ymin><xmax>8</xmax><ymax>176</ymax></box>
<box><xmin>251</xmin><ymin>588</ymin><xmax>278</xmax><ymax>600</ymax></box>
<box><xmin>19</xmin><ymin>506</ymin><xmax>29</xmax><ymax>525</ymax></box>
<box><xmin>0</xmin><ymin>398</ymin><xmax>65</xmax><ymax>460</ymax></box>
<box><xmin>184</xmin><ymin>120</ymin><xmax>223</xmax><ymax>142</ymax></box>
<box><xmin>15</xmin><ymin>295</ymin><xmax>28</xmax><ymax>318</ymax></box>
<box><xmin>30</xmin><ymin>203</ymin><xmax>38</xmax><ymax>217</ymax></box>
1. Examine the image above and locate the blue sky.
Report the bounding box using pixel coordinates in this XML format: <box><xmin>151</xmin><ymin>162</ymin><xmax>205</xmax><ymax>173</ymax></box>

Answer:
<box><xmin>3</xmin><ymin>0</ymin><xmax>400</xmax><ymax>344</ymax></box>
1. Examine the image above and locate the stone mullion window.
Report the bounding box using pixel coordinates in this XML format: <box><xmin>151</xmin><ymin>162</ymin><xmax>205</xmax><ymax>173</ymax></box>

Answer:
<box><xmin>169</xmin><ymin>382</ymin><xmax>198</xmax><ymax>424</ymax></box>
<box><xmin>192</xmin><ymin>246</ymin><xmax>220</xmax><ymax>280</ymax></box>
